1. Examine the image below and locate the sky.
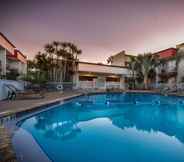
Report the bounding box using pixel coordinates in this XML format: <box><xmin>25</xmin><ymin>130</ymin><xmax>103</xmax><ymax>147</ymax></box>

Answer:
<box><xmin>1</xmin><ymin>0</ymin><xmax>184</xmax><ymax>63</ymax></box>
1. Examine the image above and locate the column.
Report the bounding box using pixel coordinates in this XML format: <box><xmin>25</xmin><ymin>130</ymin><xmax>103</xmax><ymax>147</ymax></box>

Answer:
<box><xmin>0</xmin><ymin>49</ymin><xmax>6</xmax><ymax>76</ymax></box>
<box><xmin>120</xmin><ymin>76</ymin><xmax>125</xmax><ymax>90</ymax></box>
<box><xmin>73</xmin><ymin>73</ymin><xmax>79</xmax><ymax>89</ymax></box>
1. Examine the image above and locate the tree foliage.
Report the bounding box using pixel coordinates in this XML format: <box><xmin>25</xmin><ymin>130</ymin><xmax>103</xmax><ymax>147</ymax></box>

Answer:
<box><xmin>128</xmin><ymin>53</ymin><xmax>158</xmax><ymax>89</ymax></box>
<box><xmin>27</xmin><ymin>41</ymin><xmax>82</xmax><ymax>83</ymax></box>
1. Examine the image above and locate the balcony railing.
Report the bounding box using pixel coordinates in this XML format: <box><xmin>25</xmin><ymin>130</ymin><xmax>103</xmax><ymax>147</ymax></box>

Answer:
<box><xmin>106</xmin><ymin>82</ymin><xmax>120</xmax><ymax>89</ymax></box>
<box><xmin>158</xmin><ymin>67</ymin><xmax>177</xmax><ymax>74</ymax></box>
<box><xmin>79</xmin><ymin>81</ymin><xmax>95</xmax><ymax>89</ymax></box>
<box><xmin>79</xmin><ymin>81</ymin><xmax>121</xmax><ymax>89</ymax></box>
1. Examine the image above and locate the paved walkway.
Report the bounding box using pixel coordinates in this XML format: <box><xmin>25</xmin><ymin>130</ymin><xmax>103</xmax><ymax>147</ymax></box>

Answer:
<box><xmin>0</xmin><ymin>91</ymin><xmax>82</xmax><ymax>118</ymax></box>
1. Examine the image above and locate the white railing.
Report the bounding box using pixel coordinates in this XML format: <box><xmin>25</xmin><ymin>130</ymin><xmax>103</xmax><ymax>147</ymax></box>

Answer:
<box><xmin>95</xmin><ymin>81</ymin><xmax>105</xmax><ymax>89</ymax></box>
<box><xmin>79</xmin><ymin>81</ymin><xmax>95</xmax><ymax>89</ymax></box>
<box><xmin>79</xmin><ymin>81</ymin><xmax>121</xmax><ymax>89</ymax></box>
<box><xmin>106</xmin><ymin>82</ymin><xmax>120</xmax><ymax>89</ymax></box>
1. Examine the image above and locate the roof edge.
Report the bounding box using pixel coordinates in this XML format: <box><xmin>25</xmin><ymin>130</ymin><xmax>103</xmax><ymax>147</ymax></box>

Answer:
<box><xmin>79</xmin><ymin>61</ymin><xmax>129</xmax><ymax>69</ymax></box>
<box><xmin>0</xmin><ymin>32</ymin><xmax>16</xmax><ymax>48</ymax></box>
<box><xmin>154</xmin><ymin>47</ymin><xmax>177</xmax><ymax>55</ymax></box>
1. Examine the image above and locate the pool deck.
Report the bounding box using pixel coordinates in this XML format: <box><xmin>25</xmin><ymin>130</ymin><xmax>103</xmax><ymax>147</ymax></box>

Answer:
<box><xmin>0</xmin><ymin>91</ymin><xmax>82</xmax><ymax>118</ymax></box>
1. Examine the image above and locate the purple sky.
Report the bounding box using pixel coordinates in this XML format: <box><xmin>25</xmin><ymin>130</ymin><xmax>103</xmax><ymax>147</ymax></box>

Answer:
<box><xmin>1</xmin><ymin>0</ymin><xmax>184</xmax><ymax>63</ymax></box>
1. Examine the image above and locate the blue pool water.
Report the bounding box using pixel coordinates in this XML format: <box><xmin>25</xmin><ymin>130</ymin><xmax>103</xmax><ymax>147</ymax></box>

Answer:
<box><xmin>14</xmin><ymin>93</ymin><xmax>184</xmax><ymax>162</ymax></box>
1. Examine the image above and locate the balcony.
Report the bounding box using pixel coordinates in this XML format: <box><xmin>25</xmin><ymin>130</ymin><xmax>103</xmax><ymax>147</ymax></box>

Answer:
<box><xmin>158</xmin><ymin>67</ymin><xmax>177</xmax><ymax>79</ymax></box>
<box><xmin>79</xmin><ymin>81</ymin><xmax>121</xmax><ymax>89</ymax></box>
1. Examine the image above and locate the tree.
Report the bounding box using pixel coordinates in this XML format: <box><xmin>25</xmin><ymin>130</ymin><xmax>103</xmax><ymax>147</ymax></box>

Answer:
<box><xmin>24</xmin><ymin>53</ymin><xmax>50</xmax><ymax>84</ymax></box>
<box><xmin>61</xmin><ymin>42</ymin><xmax>82</xmax><ymax>82</ymax></box>
<box><xmin>107</xmin><ymin>56</ymin><xmax>113</xmax><ymax>64</ymax></box>
<box><xmin>44</xmin><ymin>44</ymin><xmax>55</xmax><ymax>81</ymax></box>
<box><xmin>27</xmin><ymin>41</ymin><xmax>82</xmax><ymax>83</ymax></box>
<box><xmin>136</xmin><ymin>53</ymin><xmax>158</xmax><ymax>89</ymax></box>
<box><xmin>127</xmin><ymin>56</ymin><xmax>138</xmax><ymax>88</ymax></box>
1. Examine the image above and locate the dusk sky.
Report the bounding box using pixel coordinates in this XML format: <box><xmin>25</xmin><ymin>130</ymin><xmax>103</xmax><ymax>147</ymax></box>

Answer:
<box><xmin>1</xmin><ymin>0</ymin><xmax>184</xmax><ymax>63</ymax></box>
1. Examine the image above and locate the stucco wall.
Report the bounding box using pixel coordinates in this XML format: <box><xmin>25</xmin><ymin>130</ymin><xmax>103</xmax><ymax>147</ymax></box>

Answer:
<box><xmin>0</xmin><ymin>49</ymin><xmax>6</xmax><ymax>75</ymax></box>
<box><xmin>111</xmin><ymin>54</ymin><xmax>130</xmax><ymax>67</ymax></box>
<box><xmin>177</xmin><ymin>47</ymin><xmax>184</xmax><ymax>83</ymax></box>
<box><xmin>177</xmin><ymin>59</ymin><xmax>184</xmax><ymax>83</ymax></box>
<box><xmin>7</xmin><ymin>60</ymin><xmax>27</xmax><ymax>75</ymax></box>
<box><xmin>79</xmin><ymin>63</ymin><xmax>130</xmax><ymax>75</ymax></box>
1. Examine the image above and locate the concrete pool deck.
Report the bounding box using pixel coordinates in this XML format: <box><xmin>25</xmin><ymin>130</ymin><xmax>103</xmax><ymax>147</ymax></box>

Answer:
<box><xmin>0</xmin><ymin>91</ymin><xmax>82</xmax><ymax>118</ymax></box>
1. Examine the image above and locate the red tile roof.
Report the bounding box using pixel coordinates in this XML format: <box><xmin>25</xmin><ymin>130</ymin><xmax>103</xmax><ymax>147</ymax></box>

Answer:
<box><xmin>155</xmin><ymin>48</ymin><xmax>177</xmax><ymax>59</ymax></box>
<box><xmin>0</xmin><ymin>33</ymin><xmax>27</xmax><ymax>63</ymax></box>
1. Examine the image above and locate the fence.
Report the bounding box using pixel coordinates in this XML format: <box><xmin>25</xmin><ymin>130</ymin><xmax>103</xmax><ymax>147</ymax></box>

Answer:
<box><xmin>78</xmin><ymin>81</ymin><xmax>121</xmax><ymax>89</ymax></box>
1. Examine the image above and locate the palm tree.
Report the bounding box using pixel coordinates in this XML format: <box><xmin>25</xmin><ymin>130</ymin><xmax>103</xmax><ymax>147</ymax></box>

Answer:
<box><xmin>61</xmin><ymin>42</ymin><xmax>82</xmax><ymax>82</ymax></box>
<box><xmin>27</xmin><ymin>60</ymin><xmax>36</xmax><ymax>70</ymax></box>
<box><xmin>68</xmin><ymin>43</ymin><xmax>82</xmax><ymax>76</ymax></box>
<box><xmin>44</xmin><ymin>44</ymin><xmax>55</xmax><ymax>81</ymax></box>
<box><xmin>107</xmin><ymin>56</ymin><xmax>113</xmax><ymax>64</ymax></box>
<box><xmin>53</xmin><ymin>41</ymin><xmax>62</xmax><ymax>81</ymax></box>
<box><xmin>30</xmin><ymin>41</ymin><xmax>82</xmax><ymax>84</ymax></box>
<box><xmin>136</xmin><ymin>53</ymin><xmax>158</xmax><ymax>89</ymax></box>
<box><xmin>26</xmin><ymin>52</ymin><xmax>50</xmax><ymax>84</ymax></box>
<box><xmin>127</xmin><ymin>56</ymin><xmax>138</xmax><ymax>89</ymax></box>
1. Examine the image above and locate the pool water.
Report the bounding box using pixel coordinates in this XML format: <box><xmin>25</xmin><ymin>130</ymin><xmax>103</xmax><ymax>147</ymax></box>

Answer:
<box><xmin>14</xmin><ymin>93</ymin><xmax>184</xmax><ymax>162</ymax></box>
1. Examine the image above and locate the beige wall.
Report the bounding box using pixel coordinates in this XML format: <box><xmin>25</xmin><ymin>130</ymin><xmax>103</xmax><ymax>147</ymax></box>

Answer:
<box><xmin>0</xmin><ymin>49</ymin><xmax>6</xmax><ymax>75</ymax></box>
<box><xmin>0</xmin><ymin>34</ymin><xmax>27</xmax><ymax>76</ymax></box>
<box><xmin>76</xmin><ymin>74</ymin><xmax>125</xmax><ymax>90</ymax></box>
<box><xmin>177</xmin><ymin>46</ymin><xmax>184</xmax><ymax>83</ymax></box>
<box><xmin>79</xmin><ymin>62</ymin><xmax>130</xmax><ymax>75</ymax></box>
<box><xmin>178</xmin><ymin>59</ymin><xmax>184</xmax><ymax>83</ymax></box>
<box><xmin>7</xmin><ymin>59</ymin><xmax>27</xmax><ymax>75</ymax></box>
<box><xmin>111</xmin><ymin>54</ymin><xmax>130</xmax><ymax>67</ymax></box>
<box><xmin>74</xmin><ymin>62</ymin><xmax>130</xmax><ymax>90</ymax></box>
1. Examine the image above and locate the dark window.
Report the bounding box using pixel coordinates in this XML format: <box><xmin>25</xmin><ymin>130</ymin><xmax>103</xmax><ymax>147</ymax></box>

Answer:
<box><xmin>106</xmin><ymin>77</ymin><xmax>120</xmax><ymax>82</ymax></box>
<box><xmin>79</xmin><ymin>76</ymin><xmax>97</xmax><ymax>81</ymax></box>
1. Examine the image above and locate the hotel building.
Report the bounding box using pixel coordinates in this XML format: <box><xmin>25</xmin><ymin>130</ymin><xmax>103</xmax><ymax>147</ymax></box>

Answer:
<box><xmin>155</xmin><ymin>48</ymin><xmax>177</xmax><ymax>85</ymax></box>
<box><xmin>0</xmin><ymin>33</ymin><xmax>27</xmax><ymax>78</ymax></box>
<box><xmin>74</xmin><ymin>51</ymin><xmax>132</xmax><ymax>90</ymax></box>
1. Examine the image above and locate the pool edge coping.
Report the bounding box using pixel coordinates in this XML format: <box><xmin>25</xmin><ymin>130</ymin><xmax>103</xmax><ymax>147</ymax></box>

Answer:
<box><xmin>0</xmin><ymin>93</ymin><xmax>84</xmax><ymax>119</ymax></box>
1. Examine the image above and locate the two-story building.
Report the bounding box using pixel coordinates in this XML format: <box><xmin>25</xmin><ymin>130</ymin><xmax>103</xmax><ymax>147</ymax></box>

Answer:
<box><xmin>176</xmin><ymin>43</ymin><xmax>184</xmax><ymax>83</ymax></box>
<box><xmin>74</xmin><ymin>62</ymin><xmax>131</xmax><ymax>90</ymax></box>
<box><xmin>0</xmin><ymin>33</ymin><xmax>27</xmax><ymax>79</ymax></box>
<box><xmin>107</xmin><ymin>50</ymin><xmax>133</xmax><ymax>67</ymax></box>
<box><xmin>155</xmin><ymin>48</ymin><xmax>177</xmax><ymax>85</ymax></box>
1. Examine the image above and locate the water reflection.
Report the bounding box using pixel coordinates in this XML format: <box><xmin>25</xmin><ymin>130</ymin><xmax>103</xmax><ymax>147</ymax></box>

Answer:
<box><xmin>111</xmin><ymin>104</ymin><xmax>184</xmax><ymax>143</ymax></box>
<box><xmin>30</xmin><ymin>99</ymin><xmax>184</xmax><ymax>143</ymax></box>
<box><xmin>33</xmin><ymin>108</ymin><xmax>81</xmax><ymax>140</ymax></box>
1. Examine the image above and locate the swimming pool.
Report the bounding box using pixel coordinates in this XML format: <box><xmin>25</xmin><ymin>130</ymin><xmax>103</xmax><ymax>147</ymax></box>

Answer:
<box><xmin>12</xmin><ymin>93</ymin><xmax>184</xmax><ymax>162</ymax></box>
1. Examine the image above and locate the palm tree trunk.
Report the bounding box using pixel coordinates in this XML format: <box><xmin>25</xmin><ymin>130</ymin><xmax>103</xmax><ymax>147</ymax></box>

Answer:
<box><xmin>144</xmin><ymin>74</ymin><xmax>148</xmax><ymax>89</ymax></box>
<box><xmin>63</xmin><ymin>59</ymin><xmax>67</xmax><ymax>82</ymax></box>
<box><xmin>132</xmin><ymin>70</ymin><xmax>135</xmax><ymax>89</ymax></box>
